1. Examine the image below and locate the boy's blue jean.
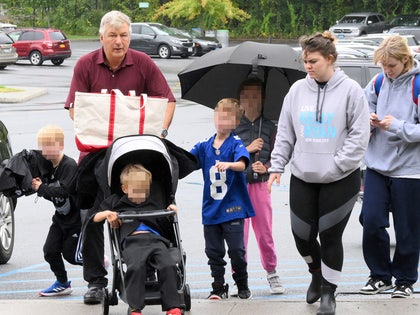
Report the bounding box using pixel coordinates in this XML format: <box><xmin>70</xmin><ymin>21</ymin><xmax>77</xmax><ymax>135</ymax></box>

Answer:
<box><xmin>361</xmin><ymin>168</ymin><xmax>420</xmax><ymax>285</ymax></box>
<box><xmin>204</xmin><ymin>219</ymin><xmax>248</xmax><ymax>285</ymax></box>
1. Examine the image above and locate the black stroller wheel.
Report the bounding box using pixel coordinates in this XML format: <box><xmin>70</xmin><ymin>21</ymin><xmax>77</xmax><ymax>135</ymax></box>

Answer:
<box><xmin>184</xmin><ymin>283</ymin><xmax>191</xmax><ymax>311</ymax></box>
<box><xmin>102</xmin><ymin>288</ymin><xmax>109</xmax><ymax>315</ymax></box>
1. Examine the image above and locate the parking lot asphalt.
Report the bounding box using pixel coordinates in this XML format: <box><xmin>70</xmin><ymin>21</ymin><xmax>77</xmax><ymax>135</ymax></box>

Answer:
<box><xmin>1</xmin><ymin>54</ymin><xmax>419</xmax><ymax>315</ymax></box>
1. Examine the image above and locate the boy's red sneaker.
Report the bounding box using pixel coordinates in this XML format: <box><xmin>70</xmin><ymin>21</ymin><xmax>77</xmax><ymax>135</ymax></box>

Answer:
<box><xmin>129</xmin><ymin>308</ymin><xmax>142</xmax><ymax>315</ymax></box>
<box><xmin>166</xmin><ymin>308</ymin><xmax>182</xmax><ymax>315</ymax></box>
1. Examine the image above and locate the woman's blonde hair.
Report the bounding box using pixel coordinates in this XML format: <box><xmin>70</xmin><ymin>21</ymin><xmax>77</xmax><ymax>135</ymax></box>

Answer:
<box><xmin>373</xmin><ymin>35</ymin><xmax>414</xmax><ymax>73</ymax></box>
<box><xmin>120</xmin><ymin>164</ymin><xmax>152</xmax><ymax>186</ymax></box>
<box><xmin>37</xmin><ymin>125</ymin><xmax>65</xmax><ymax>147</ymax></box>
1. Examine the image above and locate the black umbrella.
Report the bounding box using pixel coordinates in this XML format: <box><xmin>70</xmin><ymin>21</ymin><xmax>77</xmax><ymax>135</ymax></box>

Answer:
<box><xmin>178</xmin><ymin>41</ymin><xmax>307</xmax><ymax>121</ymax></box>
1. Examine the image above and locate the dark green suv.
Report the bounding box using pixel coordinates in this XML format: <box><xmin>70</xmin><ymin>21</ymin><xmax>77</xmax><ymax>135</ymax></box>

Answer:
<box><xmin>0</xmin><ymin>120</ymin><xmax>15</xmax><ymax>264</ymax></box>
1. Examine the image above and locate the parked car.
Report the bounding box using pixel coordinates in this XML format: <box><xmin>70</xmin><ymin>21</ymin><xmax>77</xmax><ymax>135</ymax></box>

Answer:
<box><xmin>0</xmin><ymin>120</ymin><xmax>15</xmax><ymax>264</ymax></box>
<box><xmin>7</xmin><ymin>28</ymin><xmax>71</xmax><ymax>66</ymax></box>
<box><xmin>337</xmin><ymin>59</ymin><xmax>382</xmax><ymax>87</ymax></box>
<box><xmin>170</xmin><ymin>28</ymin><xmax>222</xmax><ymax>56</ymax></box>
<box><xmin>294</xmin><ymin>47</ymin><xmax>381</xmax><ymax>87</ymax></box>
<box><xmin>387</xmin><ymin>15</ymin><xmax>420</xmax><ymax>41</ymax></box>
<box><xmin>343</xmin><ymin>33</ymin><xmax>420</xmax><ymax>60</ymax></box>
<box><xmin>0</xmin><ymin>22</ymin><xmax>16</xmax><ymax>32</ymax></box>
<box><xmin>130</xmin><ymin>22</ymin><xmax>193</xmax><ymax>59</ymax></box>
<box><xmin>329</xmin><ymin>12</ymin><xmax>388</xmax><ymax>38</ymax></box>
<box><xmin>0</xmin><ymin>31</ymin><xmax>18</xmax><ymax>69</ymax></box>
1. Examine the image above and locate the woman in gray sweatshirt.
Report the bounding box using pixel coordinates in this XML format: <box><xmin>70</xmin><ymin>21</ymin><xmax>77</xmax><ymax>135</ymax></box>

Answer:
<box><xmin>268</xmin><ymin>32</ymin><xmax>370</xmax><ymax>315</ymax></box>
<box><xmin>359</xmin><ymin>35</ymin><xmax>420</xmax><ymax>299</ymax></box>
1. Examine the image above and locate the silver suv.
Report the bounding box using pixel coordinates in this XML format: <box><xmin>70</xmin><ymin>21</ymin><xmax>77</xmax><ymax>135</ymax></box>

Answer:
<box><xmin>329</xmin><ymin>12</ymin><xmax>388</xmax><ymax>38</ymax></box>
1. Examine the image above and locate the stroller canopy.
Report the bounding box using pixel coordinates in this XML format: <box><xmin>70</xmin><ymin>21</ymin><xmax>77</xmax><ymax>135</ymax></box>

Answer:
<box><xmin>105</xmin><ymin>135</ymin><xmax>174</xmax><ymax>200</ymax></box>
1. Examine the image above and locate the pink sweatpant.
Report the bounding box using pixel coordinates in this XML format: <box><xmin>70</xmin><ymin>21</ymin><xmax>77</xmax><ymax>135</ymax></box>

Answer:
<box><xmin>244</xmin><ymin>181</ymin><xmax>277</xmax><ymax>273</ymax></box>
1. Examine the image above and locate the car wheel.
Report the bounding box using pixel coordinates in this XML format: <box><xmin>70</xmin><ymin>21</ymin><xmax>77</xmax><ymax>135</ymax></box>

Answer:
<box><xmin>0</xmin><ymin>193</ymin><xmax>15</xmax><ymax>264</ymax></box>
<box><xmin>29</xmin><ymin>50</ymin><xmax>43</xmax><ymax>66</ymax></box>
<box><xmin>158</xmin><ymin>44</ymin><xmax>171</xmax><ymax>59</ymax></box>
<box><xmin>181</xmin><ymin>54</ymin><xmax>189</xmax><ymax>59</ymax></box>
<box><xmin>0</xmin><ymin>65</ymin><xmax>6</xmax><ymax>70</ymax></box>
<box><xmin>51</xmin><ymin>58</ymin><xmax>64</xmax><ymax>66</ymax></box>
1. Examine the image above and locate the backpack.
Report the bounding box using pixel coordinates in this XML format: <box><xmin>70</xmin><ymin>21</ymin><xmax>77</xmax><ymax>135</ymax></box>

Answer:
<box><xmin>374</xmin><ymin>72</ymin><xmax>420</xmax><ymax>105</ymax></box>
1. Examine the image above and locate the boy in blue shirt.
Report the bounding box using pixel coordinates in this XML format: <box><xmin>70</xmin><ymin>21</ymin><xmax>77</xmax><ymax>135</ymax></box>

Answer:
<box><xmin>190</xmin><ymin>98</ymin><xmax>255</xmax><ymax>300</ymax></box>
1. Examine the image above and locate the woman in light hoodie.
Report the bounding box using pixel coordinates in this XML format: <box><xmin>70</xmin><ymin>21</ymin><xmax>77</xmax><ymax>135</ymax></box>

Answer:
<box><xmin>359</xmin><ymin>35</ymin><xmax>420</xmax><ymax>299</ymax></box>
<box><xmin>268</xmin><ymin>31</ymin><xmax>370</xmax><ymax>315</ymax></box>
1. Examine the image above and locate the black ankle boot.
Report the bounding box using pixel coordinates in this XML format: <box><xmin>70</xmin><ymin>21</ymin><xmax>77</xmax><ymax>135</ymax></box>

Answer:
<box><xmin>306</xmin><ymin>270</ymin><xmax>322</xmax><ymax>304</ymax></box>
<box><xmin>316</xmin><ymin>286</ymin><xmax>336</xmax><ymax>315</ymax></box>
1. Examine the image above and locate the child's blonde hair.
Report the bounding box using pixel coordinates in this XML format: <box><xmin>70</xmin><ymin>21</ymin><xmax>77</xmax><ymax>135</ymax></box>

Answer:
<box><xmin>37</xmin><ymin>125</ymin><xmax>65</xmax><ymax>147</ymax></box>
<box><xmin>120</xmin><ymin>163</ymin><xmax>152</xmax><ymax>186</ymax></box>
<box><xmin>215</xmin><ymin>98</ymin><xmax>244</xmax><ymax>121</ymax></box>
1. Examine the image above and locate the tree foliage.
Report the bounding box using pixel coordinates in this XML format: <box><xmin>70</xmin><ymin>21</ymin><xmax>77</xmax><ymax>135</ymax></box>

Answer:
<box><xmin>0</xmin><ymin>0</ymin><xmax>419</xmax><ymax>38</ymax></box>
<box><xmin>153</xmin><ymin>0</ymin><xmax>250</xmax><ymax>30</ymax></box>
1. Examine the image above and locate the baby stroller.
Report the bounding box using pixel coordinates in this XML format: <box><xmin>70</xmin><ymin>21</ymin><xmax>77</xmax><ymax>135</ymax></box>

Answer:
<box><xmin>100</xmin><ymin>135</ymin><xmax>194</xmax><ymax>315</ymax></box>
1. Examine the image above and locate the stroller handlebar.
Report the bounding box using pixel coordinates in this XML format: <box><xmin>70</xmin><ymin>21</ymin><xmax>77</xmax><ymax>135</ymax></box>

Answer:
<box><xmin>117</xmin><ymin>209</ymin><xmax>176</xmax><ymax>220</ymax></box>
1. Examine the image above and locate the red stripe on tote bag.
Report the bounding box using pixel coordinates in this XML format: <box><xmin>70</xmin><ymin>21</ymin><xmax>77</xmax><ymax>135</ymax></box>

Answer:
<box><xmin>108</xmin><ymin>91</ymin><xmax>117</xmax><ymax>146</ymax></box>
<box><xmin>139</xmin><ymin>94</ymin><xmax>146</xmax><ymax>134</ymax></box>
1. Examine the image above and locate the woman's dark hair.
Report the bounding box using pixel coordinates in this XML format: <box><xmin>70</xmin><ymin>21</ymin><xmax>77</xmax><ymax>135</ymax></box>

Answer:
<box><xmin>299</xmin><ymin>31</ymin><xmax>338</xmax><ymax>62</ymax></box>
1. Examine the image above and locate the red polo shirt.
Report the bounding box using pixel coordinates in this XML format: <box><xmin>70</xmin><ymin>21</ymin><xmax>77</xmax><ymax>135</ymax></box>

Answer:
<box><xmin>65</xmin><ymin>48</ymin><xmax>175</xmax><ymax>108</ymax></box>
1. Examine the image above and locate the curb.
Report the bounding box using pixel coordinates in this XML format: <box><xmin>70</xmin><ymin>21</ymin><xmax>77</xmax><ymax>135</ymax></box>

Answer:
<box><xmin>0</xmin><ymin>86</ymin><xmax>47</xmax><ymax>103</ymax></box>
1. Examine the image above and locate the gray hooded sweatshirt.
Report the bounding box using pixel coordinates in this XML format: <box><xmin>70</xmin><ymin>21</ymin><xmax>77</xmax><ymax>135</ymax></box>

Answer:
<box><xmin>269</xmin><ymin>68</ymin><xmax>370</xmax><ymax>183</ymax></box>
<box><xmin>364</xmin><ymin>61</ymin><xmax>420</xmax><ymax>176</ymax></box>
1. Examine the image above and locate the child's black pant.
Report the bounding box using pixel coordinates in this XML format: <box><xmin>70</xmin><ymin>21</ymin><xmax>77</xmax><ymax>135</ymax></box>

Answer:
<box><xmin>204</xmin><ymin>219</ymin><xmax>248</xmax><ymax>285</ymax></box>
<box><xmin>123</xmin><ymin>233</ymin><xmax>181</xmax><ymax>311</ymax></box>
<box><xmin>43</xmin><ymin>216</ymin><xmax>82</xmax><ymax>284</ymax></box>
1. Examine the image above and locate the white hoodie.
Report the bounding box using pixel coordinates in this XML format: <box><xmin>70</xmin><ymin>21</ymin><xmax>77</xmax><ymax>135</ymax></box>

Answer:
<box><xmin>269</xmin><ymin>68</ymin><xmax>370</xmax><ymax>183</ymax></box>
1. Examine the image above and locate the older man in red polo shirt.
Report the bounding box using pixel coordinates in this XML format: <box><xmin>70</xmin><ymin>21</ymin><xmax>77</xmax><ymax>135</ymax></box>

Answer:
<box><xmin>64</xmin><ymin>10</ymin><xmax>176</xmax><ymax>305</ymax></box>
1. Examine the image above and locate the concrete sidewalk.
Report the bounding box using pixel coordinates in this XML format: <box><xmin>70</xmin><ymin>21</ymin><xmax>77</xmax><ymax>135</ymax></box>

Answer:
<box><xmin>0</xmin><ymin>297</ymin><xmax>419</xmax><ymax>315</ymax></box>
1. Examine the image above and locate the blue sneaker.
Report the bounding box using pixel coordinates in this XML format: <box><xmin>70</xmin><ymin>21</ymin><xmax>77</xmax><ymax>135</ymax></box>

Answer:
<box><xmin>39</xmin><ymin>280</ymin><xmax>72</xmax><ymax>297</ymax></box>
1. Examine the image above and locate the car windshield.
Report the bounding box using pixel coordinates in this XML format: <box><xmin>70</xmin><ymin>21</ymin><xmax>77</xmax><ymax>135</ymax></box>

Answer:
<box><xmin>49</xmin><ymin>31</ymin><xmax>66</xmax><ymax>40</ymax></box>
<box><xmin>389</xmin><ymin>16</ymin><xmax>420</xmax><ymax>27</ymax></box>
<box><xmin>0</xmin><ymin>32</ymin><xmax>13</xmax><ymax>44</ymax></box>
<box><xmin>150</xmin><ymin>24</ymin><xmax>177</xmax><ymax>36</ymax></box>
<box><xmin>340</xmin><ymin>16</ymin><xmax>366</xmax><ymax>24</ymax></box>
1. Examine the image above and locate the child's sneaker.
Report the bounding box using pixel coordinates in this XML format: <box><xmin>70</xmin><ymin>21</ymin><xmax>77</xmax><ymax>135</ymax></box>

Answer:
<box><xmin>39</xmin><ymin>280</ymin><xmax>72</xmax><ymax>297</ymax></box>
<box><xmin>128</xmin><ymin>307</ymin><xmax>142</xmax><ymax>315</ymax></box>
<box><xmin>207</xmin><ymin>282</ymin><xmax>229</xmax><ymax>300</ymax></box>
<box><xmin>267</xmin><ymin>271</ymin><xmax>285</xmax><ymax>294</ymax></box>
<box><xmin>166</xmin><ymin>308</ymin><xmax>182</xmax><ymax>315</ymax></box>
<box><xmin>237</xmin><ymin>281</ymin><xmax>252</xmax><ymax>299</ymax></box>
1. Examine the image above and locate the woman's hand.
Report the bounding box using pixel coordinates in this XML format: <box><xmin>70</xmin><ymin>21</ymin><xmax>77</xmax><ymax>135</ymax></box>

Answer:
<box><xmin>267</xmin><ymin>173</ymin><xmax>281</xmax><ymax>193</ymax></box>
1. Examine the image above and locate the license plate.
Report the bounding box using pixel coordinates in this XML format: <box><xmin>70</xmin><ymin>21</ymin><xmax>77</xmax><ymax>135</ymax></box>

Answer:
<box><xmin>59</xmin><ymin>44</ymin><xmax>65</xmax><ymax>48</ymax></box>
<box><xmin>338</xmin><ymin>35</ymin><xmax>345</xmax><ymax>39</ymax></box>
<box><xmin>2</xmin><ymin>48</ymin><xmax>11</xmax><ymax>53</ymax></box>
<box><xmin>188</xmin><ymin>47</ymin><xmax>192</xmax><ymax>52</ymax></box>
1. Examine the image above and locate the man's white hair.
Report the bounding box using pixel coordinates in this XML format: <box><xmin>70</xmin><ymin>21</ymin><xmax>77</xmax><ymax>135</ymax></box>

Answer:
<box><xmin>99</xmin><ymin>10</ymin><xmax>132</xmax><ymax>35</ymax></box>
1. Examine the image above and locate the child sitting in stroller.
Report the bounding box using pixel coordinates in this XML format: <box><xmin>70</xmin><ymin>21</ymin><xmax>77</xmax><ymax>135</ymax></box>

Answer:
<box><xmin>92</xmin><ymin>163</ymin><xmax>182</xmax><ymax>315</ymax></box>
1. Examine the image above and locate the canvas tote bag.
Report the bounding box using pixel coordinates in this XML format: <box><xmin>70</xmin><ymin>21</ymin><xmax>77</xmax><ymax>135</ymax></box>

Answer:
<box><xmin>74</xmin><ymin>89</ymin><xmax>168</xmax><ymax>152</ymax></box>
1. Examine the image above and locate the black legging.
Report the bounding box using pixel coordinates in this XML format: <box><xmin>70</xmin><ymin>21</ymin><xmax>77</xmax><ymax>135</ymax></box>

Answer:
<box><xmin>289</xmin><ymin>169</ymin><xmax>360</xmax><ymax>287</ymax></box>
